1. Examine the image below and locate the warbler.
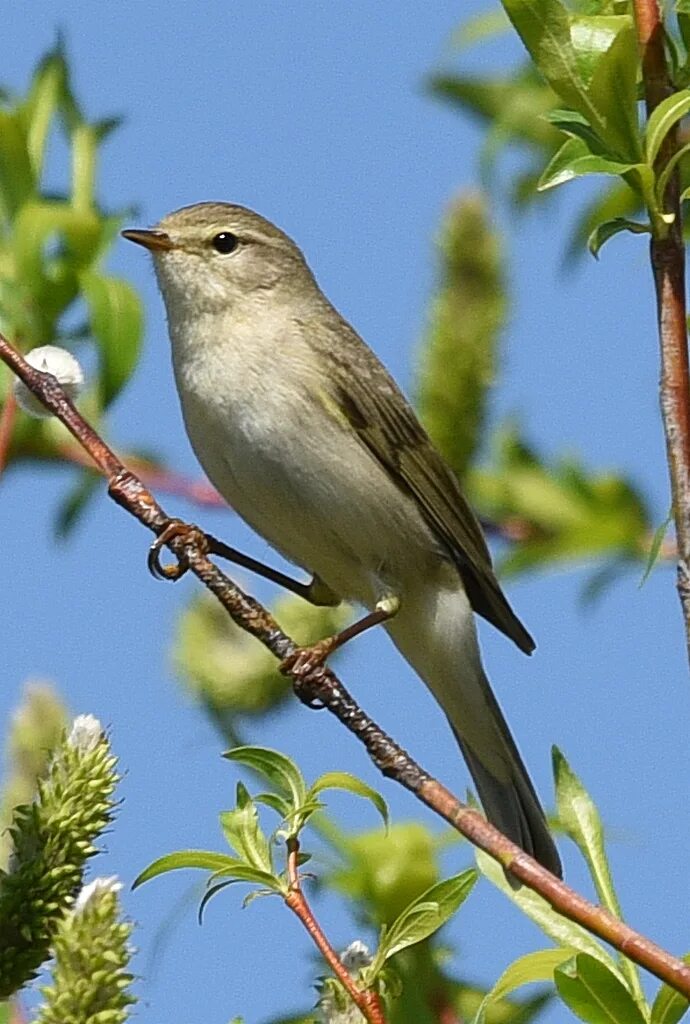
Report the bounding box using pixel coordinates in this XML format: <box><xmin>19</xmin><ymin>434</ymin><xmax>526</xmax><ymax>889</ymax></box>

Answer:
<box><xmin>123</xmin><ymin>202</ymin><xmax>561</xmax><ymax>877</ymax></box>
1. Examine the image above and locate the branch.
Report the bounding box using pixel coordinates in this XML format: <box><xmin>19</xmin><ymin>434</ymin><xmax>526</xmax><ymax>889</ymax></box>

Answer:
<box><xmin>633</xmin><ymin>0</ymin><xmax>690</xmax><ymax>664</ymax></box>
<box><xmin>2</xmin><ymin>333</ymin><xmax>690</xmax><ymax>1000</ymax></box>
<box><xmin>285</xmin><ymin>838</ymin><xmax>386</xmax><ymax>1024</ymax></box>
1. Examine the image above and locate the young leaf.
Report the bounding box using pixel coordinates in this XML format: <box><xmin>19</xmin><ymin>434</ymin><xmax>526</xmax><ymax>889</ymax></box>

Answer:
<box><xmin>79</xmin><ymin>271</ymin><xmax>143</xmax><ymax>408</ymax></box>
<box><xmin>21</xmin><ymin>47</ymin><xmax>66</xmax><ymax>176</ymax></box>
<box><xmin>219</xmin><ymin>782</ymin><xmax>273</xmax><ymax>873</ymax></box>
<box><xmin>639</xmin><ymin>510</ymin><xmax>673</xmax><ymax>586</ymax></box>
<box><xmin>0</xmin><ymin>111</ymin><xmax>36</xmax><ymax>220</ymax></box>
<box><xmin>476</xmin><ymin>849</ymin><xmax>623</xmax><ymax>979</ymax></box>
<box><xmin>552</xmin><ymin>748</ymin><xmax>620</xmax><ymax>916</ymax></box>
<box><xmin>651</xmin><ymin>953</ymin><xmax>690</xmax><ymax>1024</ymax></box>
<box><xmin>500</xmin><ymin>0</ymin><xmax>605</xmax><ymax>134</ymax></box>
<box><xmin>587</xmin><ymin>218</ymin><xmax>651</xmax><ymax>258</ymax></box>
<box><xmin>586</xmin><ymin>21</ymin><xmax>641</xmax><ymax>162</ymax></box>
<box><xmin>538</xmin><ymin>136</ymin><xmax>640</xmax><ymax>192</ymax></box>
<box><xmin>224</xmin><ymin>746</ymin><xmax>307</xmax><ymax>811</ymax></box>
<box><xmin>133</xmin><ymin>850</ymin><xmax>241</xmax><ymax>887</ymax></box>
<box><xmin>369</xmin><ymin>869</ymin><xmax>477</xmax><ymax>977</ymax></box>
<box><xmin>473</xmin><ymin>947</ymin><xmax>578</xmax><ymax>1024</ymax></box>
<box><xmin>569</xmin><ymin>16</ymin><xmax>631</xmax><ymax>89</ymax></box>
<box><xmin>645</xmin><ymin>89</ymin><xmax>690</xmax><ymax>168</ymax></box>
<box><xmin>309</xmin><ymin>772</ymin><xmax>389</xmax><ymax>829</ymax></box>
<box><xmin>546</xmin><ymin>108</ymin><xmax>605</xmax><ymax>152</ymax></box>
<box><xmin>253</xmin><ymin>791</ymin><xmax>292</xmax><ymax>818</ymax></box>
<box><xmin>555</xmin><ymin>953</ymin><xmax>648</xmax><ymax>1024</ymax></box>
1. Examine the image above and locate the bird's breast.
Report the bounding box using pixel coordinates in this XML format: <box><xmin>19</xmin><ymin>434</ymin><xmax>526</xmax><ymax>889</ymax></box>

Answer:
<box><xmin>169</xmin><ymin>316</ymin><xmax>443</xmax><ymax>604</ymax></box>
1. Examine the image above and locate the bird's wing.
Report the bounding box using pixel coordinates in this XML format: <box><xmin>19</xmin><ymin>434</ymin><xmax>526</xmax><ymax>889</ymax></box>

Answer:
<box><xmin>327</xmin><ymin>355</ymin><xmax>535</xmax><ymax>655</ymax></box>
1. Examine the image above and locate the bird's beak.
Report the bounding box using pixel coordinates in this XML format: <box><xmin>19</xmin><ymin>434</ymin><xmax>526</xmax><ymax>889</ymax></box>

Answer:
<box><xmin>121</xmin><ymin>228</ymin><xmax>175</xmax><ymax>252</ymax></box>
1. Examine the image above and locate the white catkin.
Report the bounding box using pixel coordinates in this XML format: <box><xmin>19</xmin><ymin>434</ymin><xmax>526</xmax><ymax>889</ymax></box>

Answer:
<box><xmin>13</xmin><ymin>345</ymin><xmax>84</xmax><ymax>418</ymax></box>
<box><xmin>74</xmin><ymin>875</ymin><xmax>122</xmax><ymax>914</ymax></box>
<box><xmin>67</xmin><ymin>714</ymin><xmax>103</xmax><ymax>752</ymax></box>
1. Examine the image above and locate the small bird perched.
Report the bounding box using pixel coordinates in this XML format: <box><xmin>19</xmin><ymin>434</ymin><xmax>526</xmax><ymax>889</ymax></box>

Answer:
<box><xmin>123</xmin><ymin>202</ymin><xmax>561</xmax><ymax>877</ymax></box>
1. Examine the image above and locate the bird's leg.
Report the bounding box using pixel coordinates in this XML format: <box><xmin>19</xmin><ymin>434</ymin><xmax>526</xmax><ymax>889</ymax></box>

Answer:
<box><xmin>205</xmin><ymin>533</ymin><xmax>341</xmax><ymax>605</ymax></box>
<box><xmin>148</xmin><ymin>521</ymin><xmax>341</xmax><ymax>607</ymax></box>
<box><xmin>281</xmin><ymin>594</ymin><xmax>400</xmax><ymax>679</ymax></box>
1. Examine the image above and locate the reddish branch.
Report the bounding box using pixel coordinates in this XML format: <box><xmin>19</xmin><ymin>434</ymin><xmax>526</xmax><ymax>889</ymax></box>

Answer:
<box><xmin>0</xmin><ymin>390</ymin><xmax>17</xmax><ymax>478</ymax></box>
<box><xmin>285</xmin><ymin>838</ymin><xmax>386</xmax><ymax>1024</ymax></box>
<box><xmin>2</xmin><ymin>334</ymin><xmax>690</xmax><ymax>1002</ymax></box>
<box><xmin>633</xmin><ymin>0</ymin><xmax>690</xmax><ymax>664</ymax></box>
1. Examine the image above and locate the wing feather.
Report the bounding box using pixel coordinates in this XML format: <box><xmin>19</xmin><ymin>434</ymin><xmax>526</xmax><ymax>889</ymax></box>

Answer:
<box><xmin>330</xmin><ymin>367</ymin><xmax>535</xmax><ymax>655</ymax></box>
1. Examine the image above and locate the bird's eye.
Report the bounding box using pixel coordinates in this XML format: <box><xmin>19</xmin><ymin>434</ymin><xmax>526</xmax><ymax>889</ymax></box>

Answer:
<box><xmin>211</xmin><ymin>232</ymin><xmax>239</xmax><ymax>254</ymax></box>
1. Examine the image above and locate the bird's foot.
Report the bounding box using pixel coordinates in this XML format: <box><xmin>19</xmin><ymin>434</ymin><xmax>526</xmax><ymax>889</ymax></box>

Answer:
<box><xmin>148</xmin><ymin>518</ymin><xmax>209</xmax><ymax>580</ymax></box>
<box><xmin>281</xmin><ymin>639</ymin><xmax>337</xmax><ymax>709</ymax></box>
<box><xmin>280</xmin><ymin>637</ymin><xmax>337</xmax><ymax>679</ymax></box>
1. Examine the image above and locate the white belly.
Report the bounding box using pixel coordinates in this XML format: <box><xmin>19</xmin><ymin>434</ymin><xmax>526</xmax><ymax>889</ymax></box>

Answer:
<box><xmin>170</xmin><ymin>321</ymin><xmax>439</xmax><ymax>606</ymax></box>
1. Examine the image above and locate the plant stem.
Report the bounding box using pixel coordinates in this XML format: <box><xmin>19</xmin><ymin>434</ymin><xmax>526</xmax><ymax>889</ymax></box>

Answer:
<box><xmin>0</xmin><ymin>391</ymin><xmax>17</xmax><ymax>479</ymax></box>
<box><xmin>633</xmin><ymin>0</ymin><xmax>690</xmax><ymax>666</ymax></box>
<box><xmin>285</xmin><ymin>838</ymin><xmax>386</xmax><ymax>1024</ymax></box>
<box><xmin>2</xmin><ymin>332</ymin><xmax>690</xmax><ymax>1000</ymax></box>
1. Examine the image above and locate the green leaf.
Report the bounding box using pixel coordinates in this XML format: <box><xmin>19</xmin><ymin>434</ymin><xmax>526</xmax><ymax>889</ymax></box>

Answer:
<box><xmin>586</xmin><ymin>21</ymin><xmax>641</xmax><ymax>162</ymax></box>
<box><xmin>133</xmin><ymin>849</ymin><xmax>243</xmax><ymax>888</ymax></box>
<box><xmin>452</xmin><ymin>9</ymin><xmax>511</xmax><ymax>49</ymax></box>
<box><xmin>587</xmin><ymin>217</ymin><xmax>651</xmax><ymax>257</ymax></box>
<box><xmin>369</xmin><ymin>869</ymin><xmax>477</xmax><ymax>977</ymax></box>
<box><xmin>310</xmin><ymin>772</ymin><xmax>388</xmax><ymax>829</ymax></box>
<box><xmin>645</xmin><ymin>90</ymin><xmax>690</xmax><ymax>167</ymax></box>
<box><xmin>253</xmin><ymin>791</ymin><xmax>292</xmax><ymax>818</ymax></box>
<box><xmin>473</xmin><ymin>948</ymin><xmax>578</xmax><ymax>1024</ymax></box>
<box><xmin>639</xmin><ymin>510</ymin><xmax>673</xmax><ymax>586</ymax></box>
<box><xmin>79</xmin><ymin>271</ymin><xmax>144</xmax><ymax>408</ymax></box>
<box><xmin>546</xmin><ymin>108</ymin><xmax>606</xmax><ymax>152</ymax></box>
<box><xmin>71</xmin><ymin>123</ymin><xmax>97</xmax><ymax>210</ymax></box>
<box><xmin>651</xmin><ymin>954</ymin><xmax>690</xmax><ymax>1024</ymax></box>
<box><xmin>500</xmin><ymin>0</ymin><xmax>605</xmax><ymax>132</ymax></box>
<box><xmin>219</xmin><ymin>781</ymin><xmax>273</xmax><ymax>873</ymax></box>
<box><xmin>209</xmin><ymin>862</ymin><xmax>285</xmax><ymax>892</ymax></box>
<box><xmin>0</xmin><ymin>110</ymin><xmax>36</xmax><ymax>220</ymax></box>
<box><xmin>12</xmin><ymin>201</ymin><xmax>102</xmax><ymax>331</ymax></box>
<box><xmin>476</xmin><ymin>849</ymin><xmax>623</xmax><ymax>980</ymax></box>
<box><xmin>0</xmin><ymin>1001</ymin><xmax>9</xmax><ymax>1024</ymax></box>
<box><xmin>224</xmin><ymin>746</ymin><xmax>307</xmax><ymax>811</ymax></box>
<box><xmin>552</xmin><ymin>748</ymin><xmax>645</xmax><ymax>1005</ymax></box>
<box><xmin>555</xmin><ymin>953</ymin><xmax>648</xmax><ymax>1024</ymax></box>
<box><xmin>538</xmin><ymin>136</ymin><xmax>640</xmax><ymax>191</ymax></box>
<box><xmin>656</xmin><ymin>142</ymin><xmax>690</xmax><ymax>206</ymax></box>
<box><xmin>569</xmin><ymin>16</ymin><xmax>630</xmax><ymax>89</ymax></box>
<box><xmin>553</xmin><ymin>748</ymin><xmax>619</xmax><ymax>916</ymax></box>
<box><xmin>21</xmin><ymin>47</ymin><xmax>66</xmax><ymax>176</ymax></box>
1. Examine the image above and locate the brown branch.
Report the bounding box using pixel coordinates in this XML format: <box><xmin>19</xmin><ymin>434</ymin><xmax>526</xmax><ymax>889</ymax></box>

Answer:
<box><xmin>633</xmin><ymin>0</ymin><xmax>690</xmax><ymax>664</ymax></box>
<box><xmin>0</xmin><ymin>391</ymin><xmax>17</xmax><ymax>479</ymax></box>
<box><xmin>2</xmin><ymin>334</ymin><xmax>690</xmax><ymax>1001</ymax></box>
<box><xmin>285</xmin><ymin>837</ymin><xmax>386</xmax><ymax>1024</ymax></box>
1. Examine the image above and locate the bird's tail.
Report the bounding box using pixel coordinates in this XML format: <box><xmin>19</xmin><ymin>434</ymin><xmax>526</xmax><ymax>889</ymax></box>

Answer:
<box><xmin>386</xmin><ymin>576</ymin><xmax>562</xmax><ymax>879</ymax></box>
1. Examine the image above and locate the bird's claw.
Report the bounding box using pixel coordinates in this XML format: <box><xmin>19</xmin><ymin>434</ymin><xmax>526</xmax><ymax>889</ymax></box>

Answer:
<box><xmin>148</xmin><ymin>519</ymin><xmax>209</xmax><ymax>581</ymax></box>
<box><xmin>280</xmin><ymin>638</ymin><xmax>338</xmax><ymax>709</ymax></box>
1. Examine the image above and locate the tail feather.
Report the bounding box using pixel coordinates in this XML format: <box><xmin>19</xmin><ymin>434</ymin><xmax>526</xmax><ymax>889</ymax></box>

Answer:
<box><xmin>386</xmin><ymin>575</ymin><xmax>561</xmax><ymax>879</ymax></box>
<box><xmin>452</xmin><ymin>721</ymin><xmax>562</xmax><ymax>878</ymax></box>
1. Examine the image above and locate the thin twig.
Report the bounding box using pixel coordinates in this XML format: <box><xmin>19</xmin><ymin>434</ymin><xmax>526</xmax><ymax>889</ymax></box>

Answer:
<box><xmin>285</xmin><ymin>838</ymin><xmax>386</xmax><ymax>1024</ymax></box>
<box><xmin>633</xmin><ymin>0</ymin><xmax>690</xmax><ymax>665</ymax></box>
<box><xmin>2</xmin><ymin>334</ymin><xmax>690</xmax><ymax>1000</ymax></box>
<box><xmin>0</xmin><ymin>392</ymin><xmax>17</xmax><ymax>479</ymax></box>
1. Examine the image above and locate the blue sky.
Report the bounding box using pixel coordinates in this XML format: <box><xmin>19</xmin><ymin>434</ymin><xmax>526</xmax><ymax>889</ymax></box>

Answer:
<box><xmin>2</xmin><ymin>4</ymin><xmax>689</xmax><ymax>1023</ymax></box>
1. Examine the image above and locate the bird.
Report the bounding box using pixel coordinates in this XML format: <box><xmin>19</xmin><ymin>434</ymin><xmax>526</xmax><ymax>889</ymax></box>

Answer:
<box><xmin>122</xmin><ymin>202</ymin><xmax>561</xmax><ymax>877</ymax></box>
